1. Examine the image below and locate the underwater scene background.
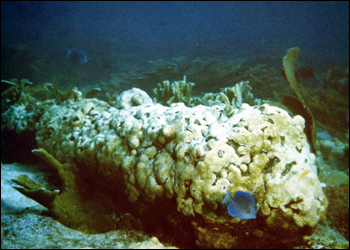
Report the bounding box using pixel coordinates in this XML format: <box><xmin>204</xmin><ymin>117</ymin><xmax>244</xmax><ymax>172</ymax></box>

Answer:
<box><xmin>1</xmin><ymin>1</ymin><xmax>349</xmax><ymax>249</ymax></box>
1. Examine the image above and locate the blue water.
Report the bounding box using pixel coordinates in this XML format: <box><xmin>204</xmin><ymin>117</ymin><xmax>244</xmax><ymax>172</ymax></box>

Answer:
<box><xmin>1</xmin><ymin>1</ymin><xmax>349</xmax><ymax>83</ymax></box>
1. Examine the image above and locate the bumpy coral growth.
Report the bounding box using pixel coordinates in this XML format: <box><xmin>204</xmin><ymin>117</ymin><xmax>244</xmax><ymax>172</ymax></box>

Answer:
<box><xmin>2</xmin><ymin>87</ymin><xmax>327</xmax><ymax>248</ymax></box>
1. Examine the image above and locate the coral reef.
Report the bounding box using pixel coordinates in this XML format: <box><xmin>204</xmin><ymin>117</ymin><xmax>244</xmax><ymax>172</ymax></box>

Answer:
<box><xmin>309</xmin><ymin>67</ymin><xmax>349</xmax><ymax>137</ymax></box>
<box><xmin>323</xmin><ymin>67</ymin><xmax>349</xmax><ymax>99</ymax></box>
<box><xmin>281</xmin><ymin>49</ymin><xmax>349</xmax><ymax>140</ymax></box>
<box><xmin>115</xmin><ymin>87</ymin><xmax>153</xmax><ymax>109</ymax></box>
<box><xmin>152</xmin><ymin>77</ymin><xmax>260</xmax><ymax>117</ymax></box>
<box><xmin>282</xmin><ymin>47</ymin><xmax>318</xmax><ymax>152</ymax></box>
<box><xmin>324</xmin><ymin>186</ymin><xmax>349</xmax><ymax>241</ymax></box>
<box><xmin>203</xmin><ymin>81</ymin><xmax>261</xmax><ymax>117</ymax></box>
<box><xmin>153</xmin><ymin>76</ymin><xmax>194</xmax><ymax>106</ymax></box>
<box><xmin>1</xmin><ymin>83</ymin><xmax>328</xmax><ymax>248</ymax></box>
<box><xmin>107</xmin><ymin>56</ymin><xmax>288</xmax><ymax>101</ymax></box>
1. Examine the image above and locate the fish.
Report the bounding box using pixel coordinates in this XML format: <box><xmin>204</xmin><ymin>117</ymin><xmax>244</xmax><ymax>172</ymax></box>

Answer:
<box><xmin>299</xmin><ymin>170</ymin><xmax>310</xmax><ymax>179</ymax></box>
<box><xmin>85</xmin><ymin>87</ymin><xmax>101</xmax><ymax>98</ymax></box>
<box><xmin>66</xmin><ymin>49</ymin><xmax>88</xmax><ymax>65</ymax></box>
<box><xmin>221</xmin><ymin>190</ymin><xmax>257</xmax><ymax>220</ymax></box>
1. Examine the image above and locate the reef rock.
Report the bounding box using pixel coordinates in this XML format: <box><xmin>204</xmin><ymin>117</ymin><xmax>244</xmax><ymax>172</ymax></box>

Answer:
<box><xmin>1</xmin><ymin>88</ymin><xmax>328</xmax><ymax>248</ymax></box>
<box><xmin>324</xmin><ymin>186</ymin><xmax>349</xmax><ymax>241</ymax></box>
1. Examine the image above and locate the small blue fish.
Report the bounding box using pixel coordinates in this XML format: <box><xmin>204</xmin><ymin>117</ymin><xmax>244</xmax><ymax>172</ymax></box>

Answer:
<box><xmin>66</xmin><ymin>49</ymin><xmax>88</xmax><ymax>65</ymax></box>
<box><xmin>222</xmin><ymin>190</ymin><xmax>257</xmax><ymax>219</ymax></box>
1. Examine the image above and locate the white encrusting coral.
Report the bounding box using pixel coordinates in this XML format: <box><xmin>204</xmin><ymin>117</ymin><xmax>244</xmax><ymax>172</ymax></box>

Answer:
<box><xmin>2</xmin><ymin>87</ymin><xmax>328</xmax><ymax>247</ymax></box>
